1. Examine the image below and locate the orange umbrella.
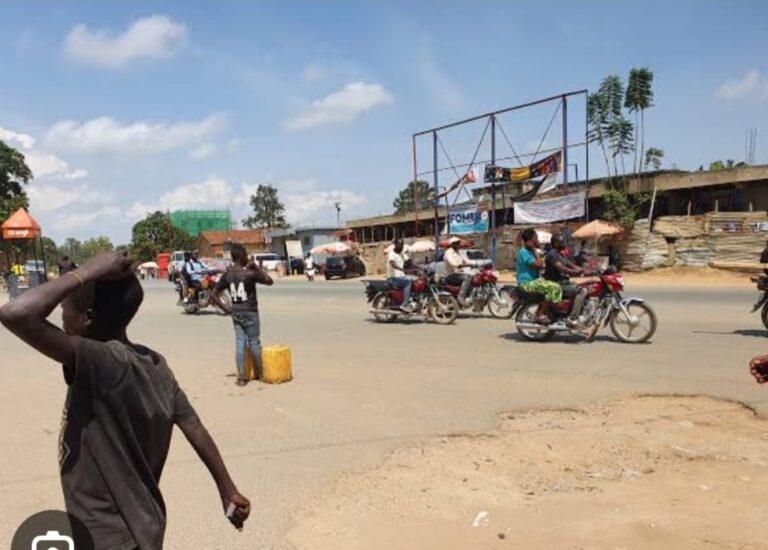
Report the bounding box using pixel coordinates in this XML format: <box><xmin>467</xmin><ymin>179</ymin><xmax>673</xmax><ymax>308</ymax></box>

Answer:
<box><xmin>572</xmin><ymin>219</ymin><xmax>623</xmax><ymax>239</ymax></box>
<box><xmin>439</xmin><ymin>236</ymin><xmax>474</xmax><ymax>249</ymax></box>
<box><xmin>1</xmin><ymin>208</ymin><xmax>41</xmax><ymax>240</ymax></box>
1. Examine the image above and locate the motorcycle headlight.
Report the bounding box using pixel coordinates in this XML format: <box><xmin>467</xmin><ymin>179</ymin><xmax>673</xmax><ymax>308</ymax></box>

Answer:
<box><xmin>615</xmin><ymin>276</ymin><xmax>625</xmax><ymax>288</ymax></box>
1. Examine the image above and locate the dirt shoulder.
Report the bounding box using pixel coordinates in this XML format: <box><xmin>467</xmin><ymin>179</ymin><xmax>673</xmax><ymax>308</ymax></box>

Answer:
<box><xmin>289</xmin><ymin>395</ymin><xmax>768</xmax><ymax>550</ymax></box>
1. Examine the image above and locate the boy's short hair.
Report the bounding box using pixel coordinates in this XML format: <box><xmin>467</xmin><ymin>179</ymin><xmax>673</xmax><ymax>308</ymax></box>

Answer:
<box><xmin>70</xmin><ymin>275</ymin><xmax>144</xmax><ymax>330</ymax></box>
<box><xmin>521</xmin><ymin>228</ymin><xmax>537</xmax><ymax>242</ymax></box>
<box><xmin>230</xmin><ymin>244</ymin><xmax>248</xmax><ymax>264</ymax></box>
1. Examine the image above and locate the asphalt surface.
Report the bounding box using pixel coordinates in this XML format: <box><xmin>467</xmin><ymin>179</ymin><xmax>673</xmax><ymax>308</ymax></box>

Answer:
<box><xmin>0</xmin><ymin>279</ymin><xmax>764</xmax><ymax>549</ymax></box>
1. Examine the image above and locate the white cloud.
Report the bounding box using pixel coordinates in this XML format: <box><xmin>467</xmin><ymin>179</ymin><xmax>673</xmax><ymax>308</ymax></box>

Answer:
<box><xmin>303</xmin><ymin>63</ymin><xmax>328</xmax><ymax>83</ymax></box>
<box><xmin>0</xmin><ymin>125</ymin><xmax>87</xmax><ymax>180</ymax></box>
<box><xmin>0</xmin><ymin>127</ymin><xmax>36</xmax><ymax>149</ymax></box>
<box><xmin>51</xmin><ymin>206</ymin><xmax>122</xmax><ymax>231</ymax></box>
<box><xmin>715</xmin><ymin>69</ymin><xmax>768</xmax><ymax>102</ymax></box>
<box><xmin>27</xmin><ymin>182</ymin><xmax>110</xmax><ymax>213</ymax></box>
<box><xmin>188</xmin><ymin>142</ymin><xmax>216</xmax><ymax>160</ymax></box>
<box><xmin>128</xmin><ymin>177</ymin><xmax>366</xmax><ymax>227</ymax></box>
<box><xmin>45</xmin><ymin>114</ymin><xmax>226</xmax><ymax>155</ymax></box>
<box><xmin>284</xmin><ymin>82</ymin><xmax>394</xmax><ymax>132</ymax></box>
<box><xmin>63</xmin><ymin>15</ymin><xmax>187</xmax><ymax>69</ymax></box>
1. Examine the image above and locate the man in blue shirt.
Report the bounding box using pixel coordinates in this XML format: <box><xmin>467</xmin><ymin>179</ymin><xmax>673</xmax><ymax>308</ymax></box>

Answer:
<box><xmin>516</xmin><ymin>228</ymin><xmax>562</xmax><ymax>324</ymax></box>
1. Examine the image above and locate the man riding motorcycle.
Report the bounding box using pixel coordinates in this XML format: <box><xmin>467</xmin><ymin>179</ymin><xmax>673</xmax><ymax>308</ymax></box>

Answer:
<box><xmin>544</xmin><ymin>234</ymin><xmax>587</xmax><ymax>327</ymax></box>
<box><xmin>444</xmin><ymin>236</ymin><xmax>473</xmax><ymax>306</ymax></box>
<box><xmin>387</xmin><ymin>238</ymin><xmax>415</xmax><ymax>312</ymax></box>
<box><xmin>183</xmin><ymin>251</ymin><xmax>210</xmax><ymax>303</ymax></box>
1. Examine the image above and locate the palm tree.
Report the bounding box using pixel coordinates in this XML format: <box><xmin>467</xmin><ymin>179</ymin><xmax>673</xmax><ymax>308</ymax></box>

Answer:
<box><xmin>625</xmin><ymin>68</ymin><xmax>654</xmax><ymax>174</ymax></box>
<box><xmin>643</xmin><ymin>147</ymin><xmax>664</xmax><ymax>171</ymax></box>
<box><xmin>587</xmin><ymin>92</ymin><xmax>612</xmax><ymax>178</ymax></box>
<box><xmin>607</xmin><ymin>116</ymin><xmax>635</xmax><ymax>175</ymax></box>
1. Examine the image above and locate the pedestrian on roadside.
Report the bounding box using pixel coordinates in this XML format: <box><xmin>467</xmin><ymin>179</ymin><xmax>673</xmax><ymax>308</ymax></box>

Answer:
<box><xmin>58</xmin><ymin>255</ymin><xmax>77</xmax><ymax>276</ymax></box>
<box><xmin>0</xmin><ymin>251</ymin><xmax>251</xmax><ymax>549</ymax></box>
<box><xmin>212</xmin><ymin>244</ymin><xmax>274</xmax><ymax>386</ymax></box>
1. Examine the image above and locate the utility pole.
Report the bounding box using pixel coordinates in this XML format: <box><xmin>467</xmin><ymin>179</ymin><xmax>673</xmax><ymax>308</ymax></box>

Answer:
<box><xmin>334</xmin><ymin>202</ymin><xmax>342</xmax><ymax>229</ymax></box>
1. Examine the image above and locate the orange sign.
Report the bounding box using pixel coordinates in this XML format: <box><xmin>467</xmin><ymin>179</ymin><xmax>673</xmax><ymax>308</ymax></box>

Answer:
<box><xmin>2</xmin><ymin>228</ymin><xmax>36</xmax><ymax>239</ymax></box>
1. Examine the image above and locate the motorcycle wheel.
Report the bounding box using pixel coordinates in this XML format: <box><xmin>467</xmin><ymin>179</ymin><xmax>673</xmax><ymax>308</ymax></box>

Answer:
<box><xmin>488</xmin><ymin>287</ymin><xmax>515</xmax><ymax>319</ymax></box>
<box><xmin>428</xmin><ymin>295</ymin><xmax>459</xmax><ymax>325</ymax></box>
<box><xmin>515</xmin><ymin>303</ymin><xmax>555</xmax><ymax>342</ymax></box>
<box><xmin>183</xmin><ymin>302</ymin><xmax>199</xmax><ymax>315</ymax></box>
<box><xmin>372</xmin><ymin>292</ymin><xmax>397</xmax><ymax>323</ymax></box>
<box><xmin>610</xmin><ymin>302</ymin><xmax>657</xmax><ymax>343</ymax></box>
<box><xmin>216</xmin><ymin>291</ymin><xmax>233</xmax><ymax>315</ymax></box>
<box><xmin>762</xmin><ymin>303</ymin><xmax>768</xmax><ymax>330</ymax></box>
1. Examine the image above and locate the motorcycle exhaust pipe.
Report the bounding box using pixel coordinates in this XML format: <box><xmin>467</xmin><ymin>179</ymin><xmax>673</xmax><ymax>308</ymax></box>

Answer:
<box><xmin>516</xmin><ymin>321</ymin><xmax>568</xmax><ymax>331</ymax></box>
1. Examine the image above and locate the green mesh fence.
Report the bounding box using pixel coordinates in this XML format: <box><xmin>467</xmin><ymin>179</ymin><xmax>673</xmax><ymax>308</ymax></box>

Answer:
<box><xmin>170</xmin><ymin>210</ymin><xmax>232</xmax><ymax>237</ymax></box>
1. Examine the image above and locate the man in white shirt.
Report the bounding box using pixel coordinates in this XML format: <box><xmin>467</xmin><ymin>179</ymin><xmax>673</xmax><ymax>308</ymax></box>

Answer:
<box><xmin>444</xmin><ymin>237</ymin><xmax>473</xmax><ymax>306</ymax></box>
<box><xmin>387</xmin><ymin>238</ymin><xmax>413</xmax><ymax>311</ymax></box>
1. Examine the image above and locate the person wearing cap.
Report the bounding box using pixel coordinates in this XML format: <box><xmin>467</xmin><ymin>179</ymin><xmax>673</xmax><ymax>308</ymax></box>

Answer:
<box><xmin>444</xmin><ymin>237</ymin><xmax>473</xmax><ymax>306</ymax></box>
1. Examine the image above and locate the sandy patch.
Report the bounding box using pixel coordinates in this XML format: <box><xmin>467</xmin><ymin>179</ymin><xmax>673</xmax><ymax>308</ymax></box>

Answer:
<box><xmin>289</xmin><ymin>395</ymin><xmax>768</xmax><ymax>550</ymax></box>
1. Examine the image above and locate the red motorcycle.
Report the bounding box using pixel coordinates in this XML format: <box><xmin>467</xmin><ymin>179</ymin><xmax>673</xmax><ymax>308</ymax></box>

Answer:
<box><xmin>363</xmin><ymin>269</ymin><xmax>460</xmax><ymax>325</ymax></box>
<box><xmin>513</xmin><ymin>267</ymin><xmax>657</xmax><ymax>343</ymax></box>
<box><xmin>439</xmin><ymin>265</ymin><xmax>515</xmax><ymax>318</ymax></box>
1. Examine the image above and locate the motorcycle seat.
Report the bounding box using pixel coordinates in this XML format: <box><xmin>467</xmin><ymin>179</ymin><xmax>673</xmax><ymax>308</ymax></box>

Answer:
<box><xmin>364</xmin><ymin>280</ymin><xmax>392</xmax><ymax>293</ymax></box>
<box><xmin>515</xmin><ymin>287</ymin><xmax>545</xmax><ymax>302</ymax></box>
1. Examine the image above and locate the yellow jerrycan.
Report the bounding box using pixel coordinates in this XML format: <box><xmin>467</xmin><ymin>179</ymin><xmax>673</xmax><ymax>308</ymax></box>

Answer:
<box><xmin>244</xmin><ymin>345</ymin><xmax>293</xmax><ymax>384</ymax></box>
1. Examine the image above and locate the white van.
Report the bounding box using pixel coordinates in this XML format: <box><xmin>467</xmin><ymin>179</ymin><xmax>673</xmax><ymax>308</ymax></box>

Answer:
<box><xmin>253</xmin><ymin>253</ymin><xmax>281</xmax><ymax>271</ymax></box>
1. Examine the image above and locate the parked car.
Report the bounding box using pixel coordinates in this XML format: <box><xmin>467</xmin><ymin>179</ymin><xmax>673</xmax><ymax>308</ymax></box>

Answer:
<box><xmin>428</xmin><ymin>249</ymin><xmax>493</xmax><ymax>275</ymax></box>
<box><xmin>324</xmin><ymin>256</ymin><xmax>366</xmax><ymax>280</ymax></box>
<box><xmin>253</xmin><ymin>253</ymin><xmax>281</xmax><ymax>271</ymax></box>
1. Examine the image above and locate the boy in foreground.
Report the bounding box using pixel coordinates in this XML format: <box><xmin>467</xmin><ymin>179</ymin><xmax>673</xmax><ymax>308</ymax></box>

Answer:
<box><xmin>212</xmin><ymin>244</ymin><xmax>273</xmax><ymax>386</ymax></box>
<box><xmin>0</xmin><ymin>252</ymin><xmax>250</xmax><ymax>549</ymax></box>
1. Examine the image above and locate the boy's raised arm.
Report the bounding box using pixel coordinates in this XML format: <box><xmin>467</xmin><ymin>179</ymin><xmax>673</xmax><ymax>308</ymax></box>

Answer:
<box><xmin>0</xmin><ymin>252</ymin><xmax>131</xmax><ymax>365</ymax></box>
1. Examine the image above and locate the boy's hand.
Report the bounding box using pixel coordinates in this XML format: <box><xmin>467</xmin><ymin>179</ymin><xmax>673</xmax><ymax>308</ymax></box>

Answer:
<box><xmin>80</xmin><ymin>251</ymin><xmax>133</xmax><ymax>281</ymax></box>
<box><xmin>750</xmin><ymin>355</ymin><xmax>768</xmax><ymax>384</ymax></box>
<box><xmin>222</xmin><ymin>492</ymin><xmax>251</xmax><ymax>530</ymax></box>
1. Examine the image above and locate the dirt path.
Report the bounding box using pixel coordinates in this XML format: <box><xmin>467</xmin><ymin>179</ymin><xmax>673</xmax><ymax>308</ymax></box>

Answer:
<box><xmin>289</xmin><ymin>395</ymin><xmax>768</xmax><ymax>550</ymax></box>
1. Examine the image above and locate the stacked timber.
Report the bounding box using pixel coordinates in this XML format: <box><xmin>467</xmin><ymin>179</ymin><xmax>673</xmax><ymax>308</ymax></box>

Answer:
<box><xmin>674</xmin><ymin>237</ymin><xmax>713</xmax><ymax>267</ymax></box>
<box><xmin>653</xmin><ymin>216</ymin><xmax>705</xmax><ymax>239</ymax></box>
<box><xmin>709</xmin><ymin>233</ymin><xmax>765</xmax><ymax>266</ymax></box>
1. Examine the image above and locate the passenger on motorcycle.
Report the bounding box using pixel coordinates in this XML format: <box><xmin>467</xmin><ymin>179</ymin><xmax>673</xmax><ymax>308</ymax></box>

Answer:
<box><xmin>516</xmin><ymin>228</ymin><xmax>562</xmax><ymax>324</ymax></box>
<box><xmin>444</xmin><ymin>236</ymin><xmax>473</xmax><ymax>306</ymax></box>
<box><xmin>544</xmin><ymin>234</ymin><xmax>587</xmax><ymax>326</ymax></box>
<box><xmin>387</xmin><ymin>238</ymin><xmax>415</xmax><ymax>313</ymax></box>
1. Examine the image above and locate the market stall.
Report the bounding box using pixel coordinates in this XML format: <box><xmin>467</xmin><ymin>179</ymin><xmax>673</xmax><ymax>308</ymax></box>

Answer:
<box><xmin>1</xmin><ymin>208</ymin><xmax>47</xmax><ymax>299</ymax></box>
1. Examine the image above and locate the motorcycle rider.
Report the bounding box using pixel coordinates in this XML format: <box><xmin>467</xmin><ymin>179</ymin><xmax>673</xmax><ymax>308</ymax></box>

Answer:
<box><xmin>387</xmin><ymin>238</ymin><xmax>414</xmax><ymax>312</ymax></box>
<box><xmin>183</xmin><ymin>251</ymin><xmax>209</xmax><ymax>303</ymax></box>
<box><xmin>545</xmin><ymin>234</ymin><xmax>587</xmax><ymax>326</ymax></box>
<box><xmin>444</xmin><ymin>236</ymin><xmax>473</xmax><ymax>306</ymax></box>
<box><xmin>516</xmin><ymin>228</ymin><xmax>562</xmax><ymax>324</ymax></box>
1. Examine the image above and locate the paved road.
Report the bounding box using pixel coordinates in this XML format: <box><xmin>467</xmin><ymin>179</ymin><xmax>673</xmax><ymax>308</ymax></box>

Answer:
<box><xmin>0</xmin><ymin>280</ymin><xmax>764</xmax><ymax>549</ymax></box>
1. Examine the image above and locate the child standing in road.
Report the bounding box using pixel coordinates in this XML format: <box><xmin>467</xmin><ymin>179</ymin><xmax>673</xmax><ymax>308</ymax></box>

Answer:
<box><xmin>212</xmin><ymin>244</ymin><xmax>274</xmax><ymax>386</ymax></box>
<box><xmin>0</xmin><ymin>252</ymin><xmax>251</xmax><ymax>549</ymax></box>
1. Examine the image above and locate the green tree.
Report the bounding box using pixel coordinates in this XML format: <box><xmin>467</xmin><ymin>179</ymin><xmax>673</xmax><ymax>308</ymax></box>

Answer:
<box><xmin>601</xmin><ymin>187</ymin><xmax>654</xmax><ymax>228</ymax></box>
<box><xmin>131</xmin><ymin>211</ymin><xmax>195</xmax><ymax>262</ymax></box>
<box><xmin>242</xmin><ymin>184</ymin><xmax>287</xmax><ymax>228</ymax></box>
<box><xmin>587</xmin><ymin>92</ymin><xmax>612</xmax><ymax>178</ymax></box>
<box><xmin>709</xmin><ymin>160</ymin><xmax>725</xmax><ymax>171</ymax></box>
<box><xmin>643</xmin><ymin>147</ymin><xmax>664</xmax><ymax>171</ymax></box>
<box><xmin>625</xmin><ymin>68</ymin><xmax>654</xmax><ymax>173</ymax></box>
<box><xmin>81</xmin><ymin>236</ymin><xmax>114</xmax><ymax>262</ymax></box>
<box><xmin>393</xmin><ymin>180</ymin><xmax>435</xmax><ymax>215</ymax></box>
<box><xmin>58</xmin><ymin>237</ymin><xmax>84</xmax><ymax>264</ymax></box>
<box><xmin>0</xmin><ymin>140</ymin><xmax>33</xmax><ymax>226</ymax></box>
<box><xmin>42</xmin><ymin>236</ymin><xmax>58</xmax><ymax>264</ymax></box>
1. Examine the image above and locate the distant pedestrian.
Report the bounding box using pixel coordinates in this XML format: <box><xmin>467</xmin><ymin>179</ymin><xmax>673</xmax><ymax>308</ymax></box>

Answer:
<box><xmin>607</xmin><ymin>244</ymin><xmax>620</xmax><ymax>269</ymax></box>
<box><xmin>212</xmin><ymin>244</ymin><xmax>274</xmax><ymax>386</ymax></box>
<box><xmin>58</xmin><ymin>256</ymin><xmax>77</xmax><ymax>276</ymax></box>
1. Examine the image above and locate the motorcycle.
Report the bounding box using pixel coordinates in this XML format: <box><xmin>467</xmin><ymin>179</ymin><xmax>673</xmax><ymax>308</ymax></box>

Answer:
<box><xmin>176</xmin><ymin>271</ymin><xmax>232</xmax><ymax>315</ymax></box>
<box><xmin>439</xmin><ymin>265</ymin><xmax>516</xmax><ymax>318</ymax></box>
<box><xmin>750</xmin><ymin>274</ymin><xmax>768</xmax><ymax>329</ymax></box>
<box><xmin>363</xmin><ymin>268</ymin><xmax>460</xmax><ymax>325</ymax></box>
<box><xmin>512</xmin><ymin>267</ymin><xmax>657</xmax><ymax>343</ymax></box>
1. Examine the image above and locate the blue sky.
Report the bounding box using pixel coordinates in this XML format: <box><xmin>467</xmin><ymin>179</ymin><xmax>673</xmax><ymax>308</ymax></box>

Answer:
<box><xmin>1</xmin><ymin>1</ymin><xmax>766</xmax><ymax>243</ymax></box>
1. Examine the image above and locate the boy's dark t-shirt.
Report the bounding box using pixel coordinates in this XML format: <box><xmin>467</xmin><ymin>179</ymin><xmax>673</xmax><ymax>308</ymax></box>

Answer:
<box><xmin>544</xmin><ymin>249</ymin><xmax>568</xmax><ymax>283</ymax></box>
<box><xmin>60</xmin><ymin>337</ymin><xmax>197</xmax><ymax>549</ymax></box>
<box><xmin>216</xmin><ymin>267</ymin><xmax>261</xmax><ymax>312</ymax></box>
